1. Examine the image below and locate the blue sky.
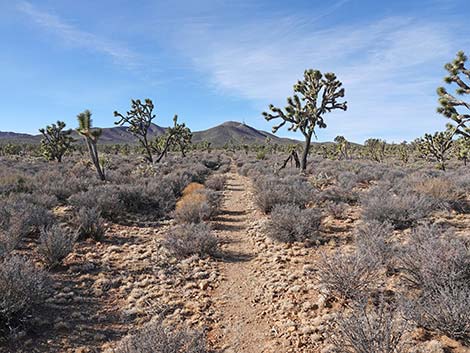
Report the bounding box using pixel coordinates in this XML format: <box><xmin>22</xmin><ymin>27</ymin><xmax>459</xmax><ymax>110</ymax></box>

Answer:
<box><xmin>0</xmin><ymin>0</ymin><xmax>469</xmax><ymax>142</ymax></box>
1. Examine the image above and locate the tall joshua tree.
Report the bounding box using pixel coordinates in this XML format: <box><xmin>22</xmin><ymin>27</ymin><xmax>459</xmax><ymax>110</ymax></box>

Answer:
<box><xmin>114</xmin><ymin>98</ymin><xmax>156</xmax><ymax>163</ymax></box>
<box><xmin>39</xmin><ymin>121</ymin><xmax>74</xmax><ymax>162</ymax></box>
<box><xmin>76</xmin><ymin>110</ymin><xmax>105</xmax><ymax>181</ymax></box>
<box><xmin>263</xmin><ymin>69</ymin><xmax>347</xmax><ymax>172</ymax></box>
<box><xmin>437</xmin><ymin>51</ymin><xmax>470</xmax><ymax>138</ymax></box>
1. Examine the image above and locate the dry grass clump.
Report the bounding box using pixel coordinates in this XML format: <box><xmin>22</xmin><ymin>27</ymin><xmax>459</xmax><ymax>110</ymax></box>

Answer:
<box><xmin>267</xmin><ymin>204</ymin><xmax>322</xmax><ymax>243</ymax></box>
<box><xmin>163</xmin><ymin>223</ymin><xmax>219</xmax><ymax>259</ymax></box>
<box><xmin>113</xmin><ymin>318</ymin><xmax>211</xmax><ymax>353</ymax></box>
<box><xmin>76</xmin><ymin>207</ymin><xmax>106</xmax><ymax>241</ymax></box>
<box><xmin>174</xmin><ymin>183</ymin><xmax>220</xmax><ymax>224</ymax></box>
<box><xmin>38</xmin><ymin>224</ymin><xmax>77</xmax><ymax>268</ymax></box>
<box><xmin>413</xmin><ymin>177</ymin><xmax>469</xmax><ymax>213</ymax></box>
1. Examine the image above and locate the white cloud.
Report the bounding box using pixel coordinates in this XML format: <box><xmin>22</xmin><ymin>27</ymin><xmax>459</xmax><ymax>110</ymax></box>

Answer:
<box><xmin>17</xmin><ymin>1</ymin><xmax>136</xmax><ymax>65</ymax></box>
<box><xmin>173</xmin><ymin>14</ymin><xmax>464</xmax><ymax>142</ymax></box>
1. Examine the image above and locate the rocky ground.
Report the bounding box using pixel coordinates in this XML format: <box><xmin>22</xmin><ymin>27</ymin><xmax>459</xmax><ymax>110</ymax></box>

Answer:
<box><xmin>4</xmin><ymin>168</ymin><xmax>470</xmax><ymax>353</ymax></box>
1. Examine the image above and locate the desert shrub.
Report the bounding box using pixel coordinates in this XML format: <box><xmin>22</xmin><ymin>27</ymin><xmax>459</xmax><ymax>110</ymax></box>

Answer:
<box><xmin>397</xmin><ymin>224</ymin><xmax>469</xmax><ymax>290</ymax></box>
<box><xmin>413</xmin><ymin>177</ymin><xmax>469</xmax><ymax>213</ymax></box>
<box><xmin>163</xmin><ymin>223</ymin><xmax>219</xmax><ymax>259</ymax></box>
<box><xmin>337</xmin><ymin>171</ymin><xmax>359</xmax><ymax>190</ymax></box>
<box><xmin>165</xmin><ymin>171</ymin><xmax>192</xmax><ymax>198</ymax></box>
<box><xmin>361</xmin><ymin>185</ymin><xmax>436</xmax><ymax>229</ymax></box>
<box><xmin>76</xmin><ymin>207</ymin><xmax>106</xmax><ymax>241</ymax></box>
<box><xmin>355</xmin><ymin>221</ymin><xmax>394</xmax><ymax>266</ymax></box>
<box><xmin>174</xmin><ymin>185</ymin><xmax>221</xmax><ymax>224</ymax></box>
<box><xmin>113</xmin><ymin>318</ymin><xmax>210</xmax><ymax>353</ymax></box>
<box><xmin>0</xmin><ymin>256</ymin><xmax>49</xmax><ymax>331</ymax></box>
<box><xmin>253</xmin><ymin>176</ymin><xmax>314</xmax><ymax>213</ymax></box>
<box><xmin>406</xmin><ymin>282</ymin><xmax>470</xmax><ymax>345</ymax></box>
<box><xmin>118</xmin><ymin>180</ymin><xmax>176</xmax><ymax>218</ymax></box>
<box><xmin>315</xmin><ymin>251</ymin><xmax>379</xmax><ymax>300</ymax></box>
<box><xmin>38</xmin><ymin>224</ymin><xmax>77</xmax><ymax>268</ymax></box>
<box><xmin>0</xmin><ymin>173</ymin><xmax>32</xmax><ymax>195</ymax></box>
<box><xmin>267</xmin><ymin>204</ymin><xmax>322</xmax><ymax>243</ymax></box>
<box><xmin>332</xmin><ymin>298</ymin><xmax>410</xmax><ymax>353</ymax></box>
<box><xmin>318</xmin><ymin>186</ymin><xmax>358</xmax><ymax>205</ymax></box>
<box><xmin>205</xmin><ymin>174</ymin><xmax>226</xmax><ymax>191</ymax></box>
<box><xmin>69</xmin><ymin>186</ymin><xmax>123</xmax><ymax>221</ymax></box>
<box><xmin>326</xmin><ymin>201</ymin><xmax>348</xmax><ymax>219</ymax></box>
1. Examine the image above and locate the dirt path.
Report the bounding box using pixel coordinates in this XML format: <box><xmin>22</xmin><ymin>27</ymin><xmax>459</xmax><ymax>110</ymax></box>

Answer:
<box><xmin>210</xmin><ymin>170</ymin><xmax>272</xmax><ymax>353</ymax></box>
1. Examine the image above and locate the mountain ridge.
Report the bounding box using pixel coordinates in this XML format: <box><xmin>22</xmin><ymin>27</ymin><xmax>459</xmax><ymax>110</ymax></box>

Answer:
<box><xmin>0</xmin><ymin>121</ymin><xmax>299</xmax><ymax>147</ymax></box>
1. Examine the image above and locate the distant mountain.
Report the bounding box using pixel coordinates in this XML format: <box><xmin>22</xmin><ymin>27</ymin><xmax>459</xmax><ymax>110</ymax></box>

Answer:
<box><xmin>0</xmin><ymin>121</ymin><xmax>299</xmax><ymax>146</ymax></box>
<box><xmin>192</xmin><ymin>121</ymin><xmax>298</xmax><ymax>146</ymax></box>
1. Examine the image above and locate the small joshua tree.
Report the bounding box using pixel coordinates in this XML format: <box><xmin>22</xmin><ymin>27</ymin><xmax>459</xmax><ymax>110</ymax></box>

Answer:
<box><xmin>415</xmin><ymin>131</ymin><xmax>453</xmax><ymax>170</ymax></box>
<box><xmin>76</xmin><ymin>110</ymin><xmax>105</xmax><ymax>181</ymax></box>
<box><xmin>398</xmin><ymin>141</ymin><xmax>410</xmax><ymax>165</ymax></box>
<box><xmin>437</xmin><ymin>51</ymin><xmax>470</xmax><ymax>138</ymax></box>
<box><xmin>334</xmin><ymin>135</ymin><xmax>350</xmax><ymax>160</ymax></box>
<box><xmin>114</xmin><ymin>98</ymin><xmax>157</xmax><ymax>163</ymax></box>
<box><xmin>455</xmin><ymin>136</ymin><xmax>470</xmax><ymax>166</ymax></box>
<box><xmin>364</xmin><ymin>138</ymin><xmax>386</xmax><ymax>162</ymax></box>
<box><xmin>39</xmin><ymin>121</ymin><xmax>74</xmax><ymax>162</ymax></box>
<box><xmin>263</xmin><ymin>69</ymin><xmax>347</xmax><ymax>172</ymax></box>
<box><xmin>151</xmin><ymin>115</ymin><xmax>192</xmax><ymax>162</ymax></box>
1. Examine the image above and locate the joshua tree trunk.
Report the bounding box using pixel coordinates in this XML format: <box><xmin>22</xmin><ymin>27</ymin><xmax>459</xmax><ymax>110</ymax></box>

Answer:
<box><xmin>300</xmin><ymin>132</ymin><xmax>313</xmax><ymax>172</ymax></box>
<box><xmin>86</xmin><ymin>140</ymin><xmax>105</xmax><ymax>181</ymax></box>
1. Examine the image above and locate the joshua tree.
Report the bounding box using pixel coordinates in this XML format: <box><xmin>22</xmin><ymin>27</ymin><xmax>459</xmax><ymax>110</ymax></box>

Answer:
<box><xmin>364</xmin><ymin>138</ymin><xmax>386</xmax><ymax>163</ymax></box>
<box><xmin>39</xmin><ymin>121</ymin><xmax>74</xmax><ymax>162</ymax></box>
<box><xmin>455</xmin><ymin>137</ymin><xmax>470</xmax><ymax>166</ymax></box>
<box><xmin>114</xmin><ymin>98</ymin><xmax>157</xmax><ymax>163</ymax></box>
<box><xmin>263</xmin><ymin>69</ymin><xmax>347</xmax><ymax>172</ymax></box>
<box><xmin>437</xmin><ymin>51</ymin><xmax>470</xmax><ymax>139</ymax></box>
<box><xmin>169</xmin><ymin>115</ymin><xmax>192</xmax><ymax>157</ymax></box>
<box><xmin>398</xmin><ymin>141</ymin><xmax>410</xmax><ymax>165</ymax></box>
<box><xmin>334</xmin><ymin>135</ymin><xmax>349</xmax><ymax>160</ymax></box>
<box><xmin>279</xmin><ymin>144</ymin><xmax>301</xmax><ymax>170</ymax></box>
<box><xmin>416</xmin><ymin>131</ymin><xmax>453</xmax><ymax>171</ymax></box>
<box><xmin>76</xmin><ymin>110</ymin><xmax>105</xmax><ymax>181</ymax></box>
<box><xmin>150</xmin><ymin>115</ymin><xmax>192</xmax><ymax>162</ymax></box>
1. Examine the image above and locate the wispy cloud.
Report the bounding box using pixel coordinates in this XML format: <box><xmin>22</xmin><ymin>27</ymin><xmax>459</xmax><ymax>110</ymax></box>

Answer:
<box><xmin>17</xmin><ymin>1</ymin><xmax>136</xmax><ymax>65</ymax></box>
<box><xmin>173</xmin><ymin>13</ymin><xmax>466</xmax><ymax>142</ymax></box>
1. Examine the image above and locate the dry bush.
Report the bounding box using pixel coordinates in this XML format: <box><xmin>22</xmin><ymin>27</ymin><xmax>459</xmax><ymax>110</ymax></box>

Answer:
<box><xmin>315</xmin><ymin>251</ymin><xmax>380</xmax><ymax>300</ymax></box>
<box><xmin>406</xmin><ymin>282</ymin><xmax>470</xmax><ymax>345</ymax></box>
<box><xmin>319</xmin><ymin>186</ymin><xmax>358</xmax><ymax>205</ymax></box>
<box><xmin>113</xmin><ymin>318</ymin><xmax>210</xmax><ymax>353</ymax></box>
<box><xmin>69</xmin><ymin>186</ymin><xmax>123</xmax><ymax>221</ymax></box>
<box><xmin>76</xmin><ymin>207</ymin><xmax>106</xmax><ymax>241</ymax></box>
<box><xmin>267</xmin><ymin>204</ymin><xmax>322</xmax><ymax>243</ymax></box>
<box><xmin>413</xmin><ymin>177</ymin><xmax>469</xmax><ymax>213</ymax></box>
<box><xmin>0</xmin><ymin>256</ymin><xmax>49</xmax><ymax>332</ymax></box>
<box><xmin>326</xmin><ymin>201</ymin><xmax>349</xmax><ymax>220</ymax></box>
<box><xmin>163</xmin><ymin>223</ymin><xmax>219</xmax><ymax>259</ymax></box>
<box><xmin>397</xmin><ymin>223</ymin><xmax>470</xmax><ymax>290</ymax></box>
<box><xmin>331</xmin><ymin>298</ymin><xmax>410</xmax><ymax>353</ymax></box>
<box><xmin>205</xmin><ymin>174</ymin><xmax>226</xmax><ymax>191</ymax></box>
<box><xmin>361</xmin><ymin>185</ymin><xmax>436</xmax><ymax>229</ymax></box>
<box><xmin>253</xmin><ymin>176</ymin><xmax>314</xmax><ymax>213</ymax></box>
<box><xmin>174</xmin><ymin>184</ymin><xmax>221</xmax><ymax>224</ymax></box>
<box><xmin>38</xmin><ymin>224</ymin><xmax>77</xmax><ymax>268</ymax></box>
<box><xmin>355</xmin><ymin>221</ymin><xmax>394</xmax><ymax>266</ymax></box>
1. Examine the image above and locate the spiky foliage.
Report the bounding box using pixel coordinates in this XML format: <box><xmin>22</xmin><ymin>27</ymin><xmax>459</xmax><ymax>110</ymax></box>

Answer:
<box><xmin>334</xmin><ymin>135</ymin><xmax>350</xmax><ymax>160</ymax></box>
<box><xmin>151</xmin><ymin>115</ymin><xmax>192</xmax><ymax>162</ymax></box>
<box><xmin>397</xmin><ymin>141</ymin><xmax>410</xmax><ymax>165</ymax></box>
<box><xmin>263</xmin><ymin>69</ymin><xmax>347</xmax><ymax>171</ymax></box>
<box><xmin>114</xmin><ymin>98</ymin><xmax>157</xmax><ymax>163</ymax></box>
<box><xmin>39</xmin><ymin>121</ymin><xmax>74</xmax><ymax>162</ymax></box>
<box><xmin>364</xmin><ymin>138</ymin><xmax>386</xmax><ymax>162</ymax></box>
<box><xmin>76</xmin><ymin>110</ymin><xmax>105</xmax><ymax>180</ymax></box>
<box><xmin>437</xmin><ymin>51</ymin><xmax>470</xmax><ymax>138</ymax></box>
<box><xmin>455</xmin><ymin>137</ymin><xmax>470</xmax><ymax>166</ymax></box>
<box><xmin>415</xmin><ymin>131</ymin><xmax>453</xmax><ymax>170</ymax></box>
